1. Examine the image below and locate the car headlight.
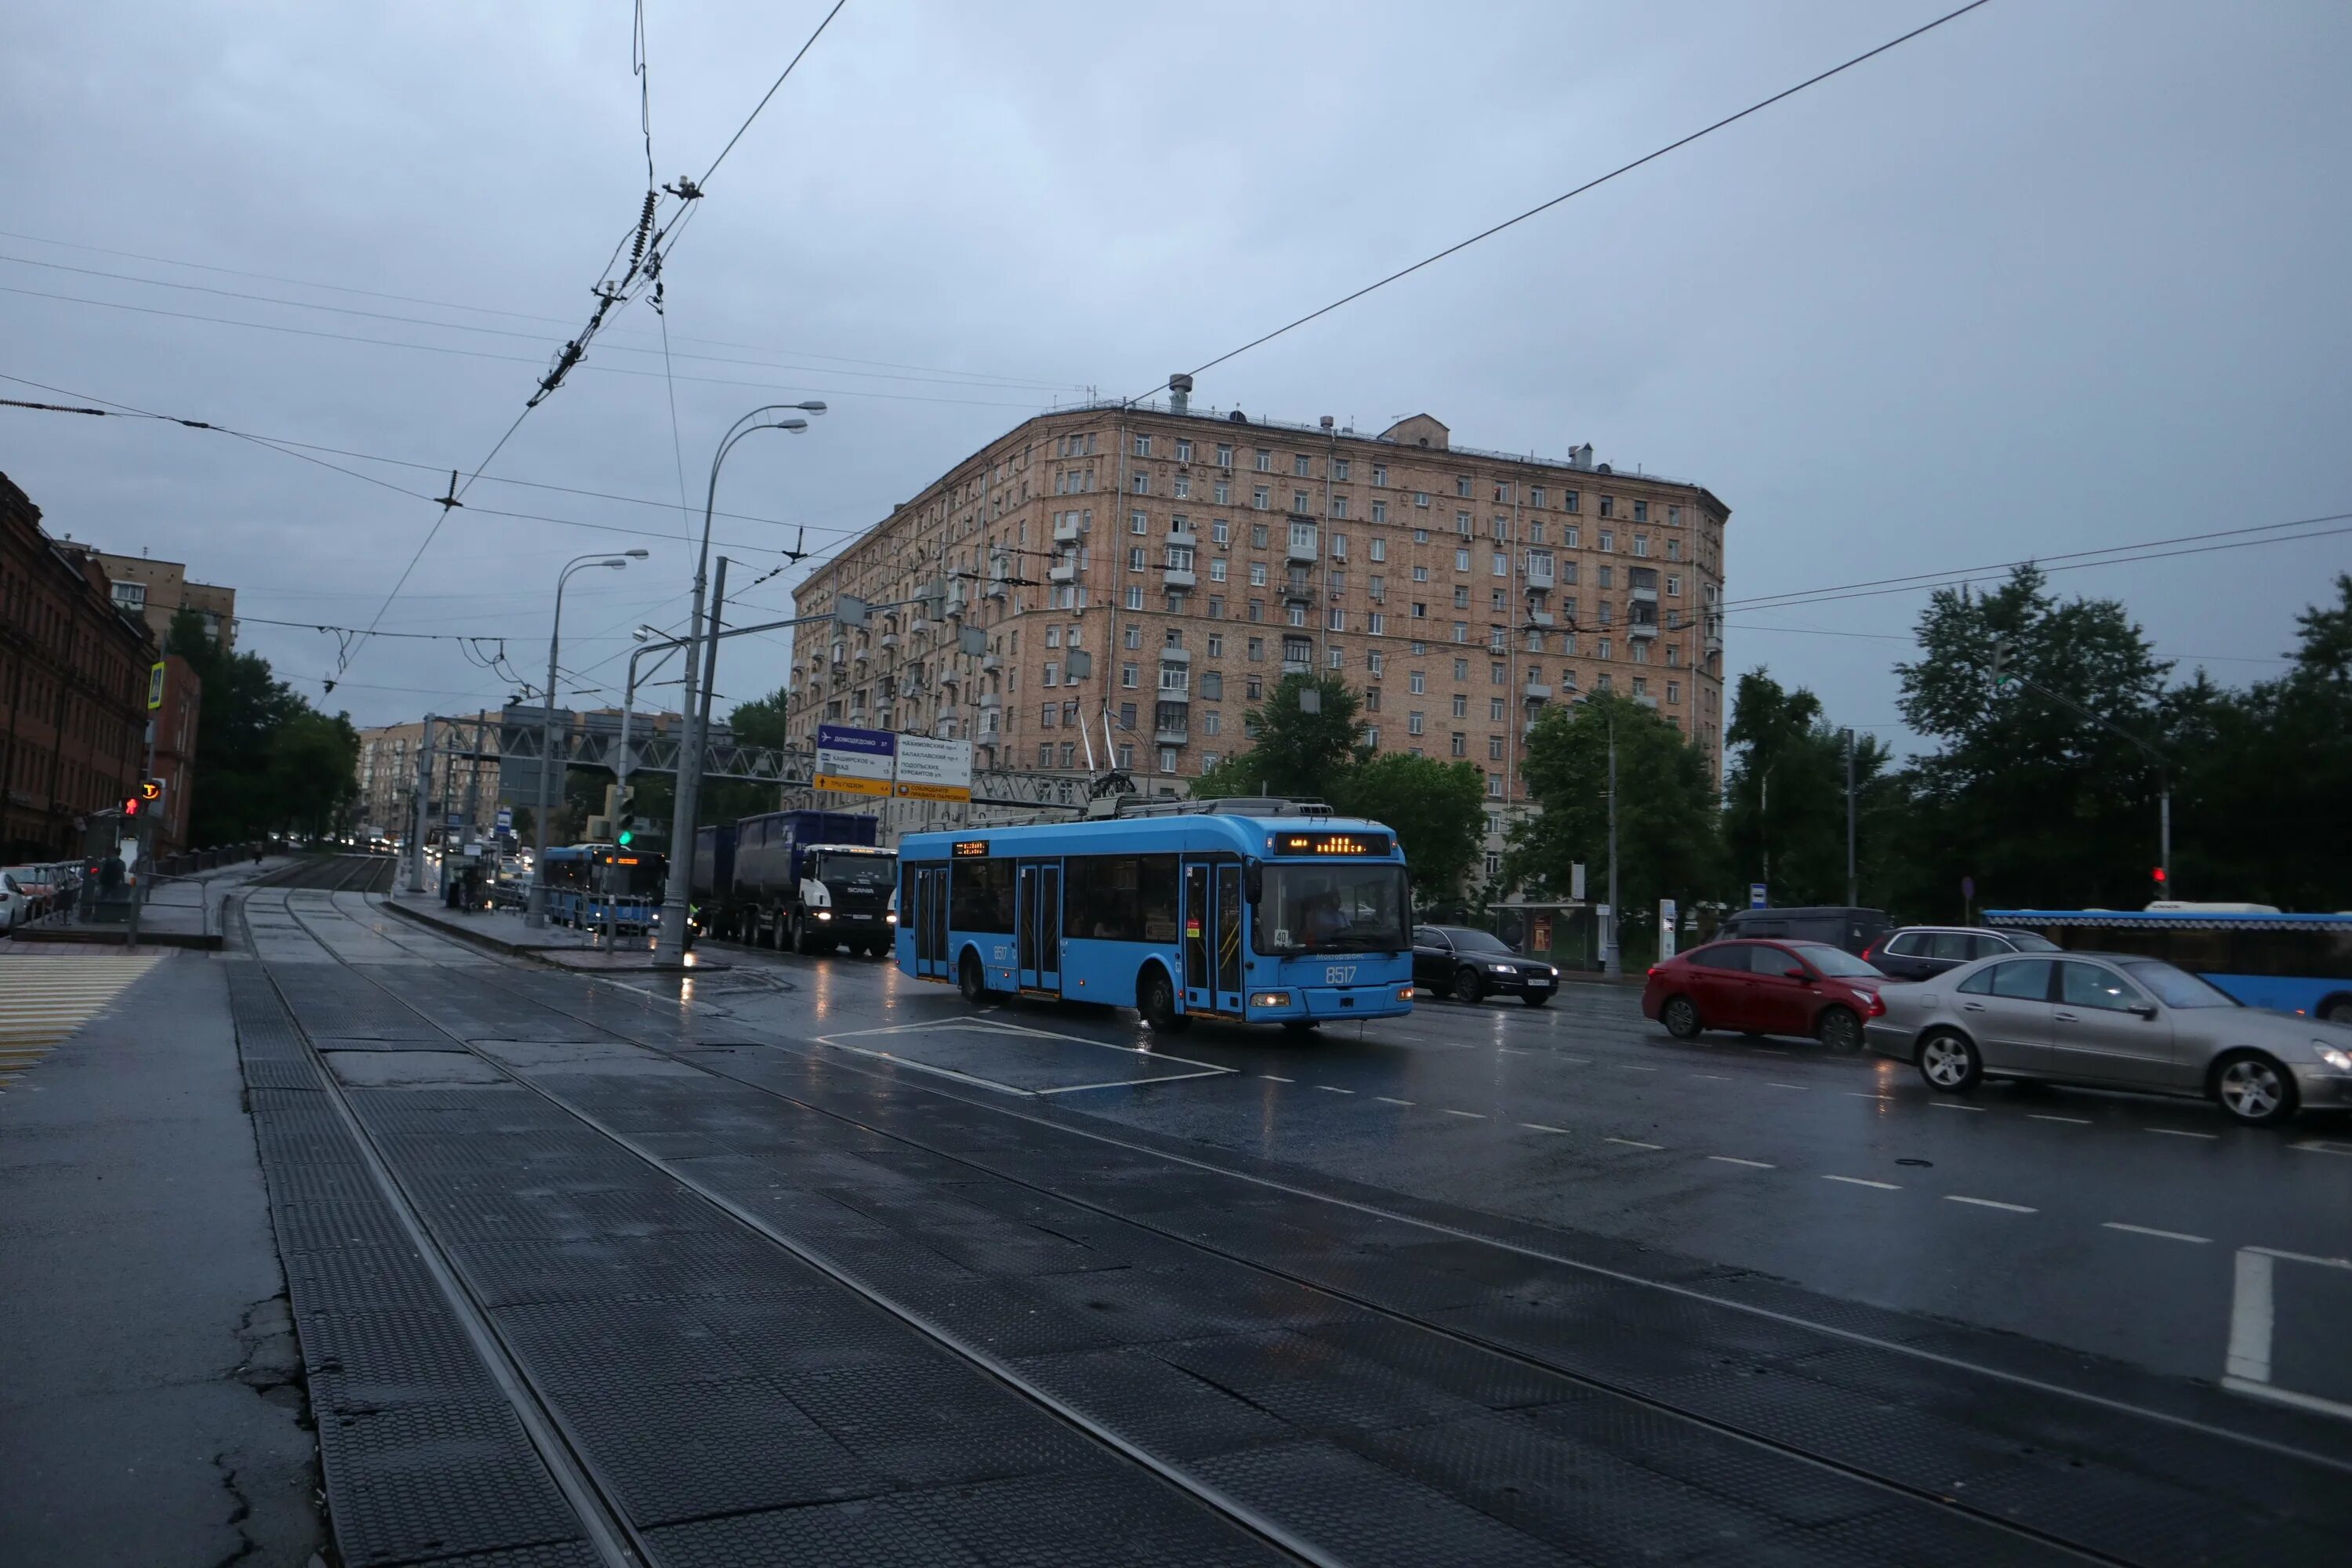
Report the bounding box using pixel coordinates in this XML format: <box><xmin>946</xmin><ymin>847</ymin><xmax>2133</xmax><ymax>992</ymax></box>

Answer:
<box><xmin>1490</xmin><ymin>963</ymin><xmax>1515</xmax><ymax>974</ymax></box>
<box><xmin>815</xmin><ymin>909</ymin><xmax>833</xmax><ymax>920</ymax></box>
<box><xmin>2318</xmin><ymin>1046</ymin><xmax>2352</xmax><ymax>1073</ymax></box>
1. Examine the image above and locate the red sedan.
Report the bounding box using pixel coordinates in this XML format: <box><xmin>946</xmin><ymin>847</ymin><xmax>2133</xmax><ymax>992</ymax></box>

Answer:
<box><xmin>1642</xmin><ymin>938</ymin><xmax>1888</xmax><ymax>1052</ymax></box>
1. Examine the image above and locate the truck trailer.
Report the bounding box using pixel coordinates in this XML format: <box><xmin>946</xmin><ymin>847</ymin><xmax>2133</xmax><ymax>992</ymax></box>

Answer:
<box><xmin>692</xmin><ymin>809</ymin><xmax>897</xmax><ymax>955</ymax></box>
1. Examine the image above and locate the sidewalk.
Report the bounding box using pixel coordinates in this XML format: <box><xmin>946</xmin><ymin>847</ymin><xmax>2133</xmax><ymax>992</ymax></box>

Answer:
<box><xmin>9</xmin><ymin>858</ymin><xmax>295</xmax><ymax>951</ymax></box>
<box><xmin>378</xmin><ymin>887</ymin><xmax>725</xmax><ymax>971</ymax></box>
<box><xmin>0</xmin><ymin>952</ymin><xmax>324</xmax><ymax>1566</ymax></box>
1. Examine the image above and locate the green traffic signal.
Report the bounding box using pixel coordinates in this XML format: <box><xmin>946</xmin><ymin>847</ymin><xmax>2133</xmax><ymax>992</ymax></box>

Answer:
<box><xmin>617</xmin><ymin>826</ymin><xmax>634</xmax><ymax>847</ymax></box>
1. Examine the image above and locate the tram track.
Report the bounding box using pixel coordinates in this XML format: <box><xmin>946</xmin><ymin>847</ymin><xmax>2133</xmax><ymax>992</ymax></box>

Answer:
<box><xmin>256</xmin><ymin>887</ymin><xmax>2350</xmax><ymax>1565</ymax></box>
<box><xmin>252</xmin><ymin>887</ymin><xmax>1324</xmax><ymax>1567</ymax></box>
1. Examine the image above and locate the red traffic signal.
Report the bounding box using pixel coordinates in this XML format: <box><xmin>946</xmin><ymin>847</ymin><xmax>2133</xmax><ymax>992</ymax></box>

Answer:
<box><xmin>122</xmin><ymin>796</ymin><xmax>141</xmax><ymax>817</ymax></box>
<box><xmin>2152</xmin><ymin>866</ymin><xmax>2167</xmax><ymax>885</ymax></box>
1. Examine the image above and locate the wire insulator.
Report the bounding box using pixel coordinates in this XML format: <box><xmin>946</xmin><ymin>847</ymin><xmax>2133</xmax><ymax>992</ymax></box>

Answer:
<box><xmin>630</xmin><ymin>191</ymin><xmax>656</xmax><ymax>263</ymax></box>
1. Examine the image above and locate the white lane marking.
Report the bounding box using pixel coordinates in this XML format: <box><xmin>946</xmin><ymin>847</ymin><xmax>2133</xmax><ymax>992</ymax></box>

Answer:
<box><xmin>1823</xmin><ymin>1174</ymin><xmax>1900</xmax><ymax>1189</ymax></box>
<box><xmin>1036</xmin><ymin>1068</ymin><xmax>1235</xmax><ymax>1094</ymax></box>
<box><xmin>2148</xmin><ymin>1127</ymin><xmax>2218</xmax><ymax>1140</ymax></box>
<box><xmin>2223</xmin><ymin>1376</ymin><xmax>2352</xmax><ymax>1424</ymax></box>
<box><xmin>2289</xmin><ymin>1141</ymin><xmax>2352</xmax><ymax>1157</ymax></box>
<box><xmin>2103</xmin><ymin>1222</ymin><xmax>2212</xmax><ymax>1244</ymax></box>
<box><xmin>1708</xmin><ymin>1156</ymin><xmax>1775</xmax><ymax>1169</ymax></box>
<box><xmin>1440</xmin><ymin>1108</ymin><xmax>1487</xmax><ymax>1119</ymax></box>
<box><xmin>2028</xmin><ymin>1113</ymin><xmax>2092</xmax><ymax>1125</ymax></box>
<box><xmin>1260</xmin><ymin>1075</ymin><xmax>1294</xmax><ymax>1083</ymax></box>
<box><xmin>2227</xmin><ymin>1250</ymin><xmax>2274</xmax><ymax>1382</ymax></box>
<box><xmin>1846</xmin><ymin>1091</ymin><xmax>1893</xmax><ymax>1101</ymax></box>
<box><xmin>1374</xmin><ymin>1095</ymin><xmax>1414</xmax><ymax>1106</ymax></box>
<box><xmin>1498</xmin><ymin>1047</ymin><xmax>1532</xmax><ymax>1055</ymax></box>
<box><xmin>1764</xmin><ymin>1082</ymin><xmax>1806</xmax><ymax>1091</ymax></box>
<box><xmin>1604</xmin><ymin>1137</ymin><xmax>1663</xmax><ymax>1150</ymax></box>
<box><xmin>1519</xmin><ymin>1122</ymin><xmax>1572</xmax><ymax>1134</ymax></box>
<box><xmin>1929</xmin><ymin>1102</ymin><xmax>1984</xmax><ymax>1112</ymax></box>
<box><xmin>1694</xmin><ymin>1073</ymin><xmax>1731</xmax><ymax>1081</ymax></box>
<box><xmin>1945</xmin><ymin>1195</ymin><xmax>2036</xmax><ymax>1214</ymax></box>
<box><xmin>2245</xmin><ymin>1245</ymin><xmax>2352</xmax><ymax>1271</ymax></box>
<box><xmin>1620</xmin><ymin>1065</ymin><xmax>1659</xmax><ymax>1073</ymax></box>
<box><xmin>1556</xmin><ymin>1054</ymin><xmax>1593</xmax><ymax>1064</ymax></box>
<box><xmin>1754</xmin><ymin>1049</ymin><xmax>1789</xmax><ymax>1056</ymax></box>
<box><xmin>1315</xmin><ymin>1084</ymin><xmax>1354</xmax><ymax>1094</ymax></box>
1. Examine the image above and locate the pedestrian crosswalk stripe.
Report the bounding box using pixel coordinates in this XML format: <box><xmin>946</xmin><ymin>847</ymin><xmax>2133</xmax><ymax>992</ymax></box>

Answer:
<box><xmin>0</xmin><ymin>955</ymin><xmax>165</xmax><ymax>1090</ymax></box>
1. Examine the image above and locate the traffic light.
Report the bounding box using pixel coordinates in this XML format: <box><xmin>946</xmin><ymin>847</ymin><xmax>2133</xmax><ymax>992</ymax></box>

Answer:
<box><xmin>1990</xmin><ymin>639</ymin><xmax>2020</xmax><ymax>688</ymax></box>
<box><xmin>2153</xmin><ymin>866</ymin><xmax>2167</xmax><ymax>889</ymax></box>
<box><xmin>137</xmin><ymin>778</ymin><xmax>163</xmax><ymax>801</ymax></box>
<box><xmin>616</xmin><ymin>819</ymin><xmax>634</xmax><ymax>848</ymax></box>
<box><xmin>122</xmin><ymin>795</ymin><xmax>141</xmax><ymax>817</ymax></box>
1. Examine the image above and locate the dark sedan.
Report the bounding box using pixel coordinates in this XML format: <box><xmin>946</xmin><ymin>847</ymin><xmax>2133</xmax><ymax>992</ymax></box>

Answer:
<box><xmin>1413</xmin><ymin>924</ymin><xmax>1559</xmax><ymax>1006</ymax></box>
<box><xmin>1863</xmin><ymin>924</ymin><xmax>2058</xmax><ymax>982</ymax></box>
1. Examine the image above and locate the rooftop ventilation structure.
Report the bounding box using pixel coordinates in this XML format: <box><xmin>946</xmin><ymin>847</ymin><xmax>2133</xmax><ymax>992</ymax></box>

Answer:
<box><xmin>1169</xmin><ymin>373</ymin><xmax>1194</xmax><ymax>416</ymax></box>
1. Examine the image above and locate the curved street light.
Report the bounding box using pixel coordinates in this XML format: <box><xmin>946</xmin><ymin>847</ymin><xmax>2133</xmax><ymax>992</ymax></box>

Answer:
<box><xmin>655</xmin><ymin>403</ymin><xmax>825</xmax><ymax>964</ymax></box>
<box><xmin>526</xmin><ymin>550</ymin><xmax>647</xmax><ymax>927</ymax></box>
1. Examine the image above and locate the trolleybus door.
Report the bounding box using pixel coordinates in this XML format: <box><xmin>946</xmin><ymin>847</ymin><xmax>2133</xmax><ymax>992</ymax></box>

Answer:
<box><xmin>914</xmin><ymin>866</ymin><xmax>949</xmax><ymax>979</ymax></box>
<box><xmin>1183</xmin><ymin>859</ymin><xmax>1247</xmax><ymax>1015</ymax></box>
<box><xmin>1016</xmin><ymin>861</ymin><xmax>1061</xmax><ymax>993</ymax></box>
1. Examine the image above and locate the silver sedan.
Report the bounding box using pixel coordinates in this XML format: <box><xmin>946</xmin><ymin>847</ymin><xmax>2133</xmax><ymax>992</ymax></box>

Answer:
<box><xmin>1864</xmin><ymin>949</ymin><xmax>2352</xmax><ymax>1127</ymax></box>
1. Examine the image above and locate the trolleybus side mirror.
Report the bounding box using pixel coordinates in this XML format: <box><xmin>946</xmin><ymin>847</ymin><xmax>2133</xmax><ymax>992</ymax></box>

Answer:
<box><xmin>1245</xmin><ymin>859</ymin><xmax>1262</xmax><ymax>904</ymax></box>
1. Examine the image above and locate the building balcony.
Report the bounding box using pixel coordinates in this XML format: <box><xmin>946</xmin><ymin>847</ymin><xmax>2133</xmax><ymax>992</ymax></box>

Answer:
<box><xmin>1053</xmin><ymin>517</ymin><xmax>1083</xmax><ymax>544</ymax></box>
<box><xmin>1526</xmin><ymin>610</ymin><xmax>1555</xmax><ymax>628</ymax></box>
<box><xmin>1155</xmin><ymin>726</ymin><xmax>1189</xmax><ymax>745</ymax></box>
<box><xmin>879</xmin><ymin>631</ymin><xmax>898</xmax><ymax>649</ymax></box>
<box><xmin>1285</xmin><ymin>536</ymin><xmax>1319</xmax><ymax>563</ymax></box>
<box><xmin>1154</xmin><ymin>684</ymin><xmax>1191</xmax><ymax>704</ymax></box>
<box><xmin>979</xmin><ymin>652</ymin><xmax>1001</xmax><ymax>673</ymax></box>
<box><xmin>983</xmin><ymin>580</ymin><xmax>1007</xmax><ymax>600</ymax></box>
<box><xmin>1523</xmin><ymin>681</ymin><xmax>1554</xmax><ymax>700</ymax></box>
<box><xmin>1630</xmin><ymin>585</ymin><xmax>1658</xmax><ymax>603</ymax></box>
<box><xmin>1279</xmin><ymin>581</ymin><xmax>1316</xmax><ymax>605</ymax></box>
<box><xmin>978</xmin><ymin>691</ymin><xmax>1001</xmax><ymax>710</ymax></box>
<box><xmin>1156</xmin><ymin>645</ymin><xmax>1191</xmax><ymax>664</ymax></box>
<box><xmin>1704</xmin><ymin>631</ymin><xmax>1723</xmax><ymax>656</ymax></box>
<box><xmin>1525</xmin><ymin>562</ymin><xmax>1556</xmax><ymax>589</ymax></box>
<box><xmin>1048</xmin><ymin>562</ymin><xmax>1077</xmax><ymax>585</ymax></box>
<box><xmin>1167</xmin><ymin>524</ymin><xmax>1200</xmax><ymax>546</ymax></box>
<box><xmin>1162</xmin><ymin>568</ymin><xmax>1196</xmax><ymax>590</ymax></box>
<box><xmin>1628</xmin><ymin>620</ymin><xmax>1659</xmax><ymax>640</ymax></box>
<box><xmin>1281</xmin><ymin>658</ymin><xmax>1313</xmax><ymax>677</ymax></box>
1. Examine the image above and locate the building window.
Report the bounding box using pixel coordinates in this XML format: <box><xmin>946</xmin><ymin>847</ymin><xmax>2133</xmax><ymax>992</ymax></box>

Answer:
<box><xmin>1489</xmin><ymin>697</ymin><xmax>1505</xmax><ymax>720</ymax></box>
<box><xmin>1255</xmin><ymin>449</ymin><xmax>1272</xmax><ymax>471</ymax></box>
<box><xmin>1247</xmin><ymin>637</ymin><xmax>1265</xmax><ymax>661</ymax></box>
<box><xmin>1118</xmin><ymin>744</ymin><xmax>1135</xmax><ymax>769</ymax></box>
<box><xmin>1253</xmin><ymin>485</ymin><xmax>1271</xmax><ymax>510</ymax></box>
<box><xmin>1331</xmin><ymin>458</ymin><xmax>1349</xmax><ymax>481</ymax></box>
<box><xmin>1453</xmin><ymin>622</ymin><xmax>1468</xmax><ymax>644</ymax></box>
<box><xmin>1564</xmin><ymin>526</ymin><xmax>1580</xmax><ymax>549</ymax></box>
<box><xmin>1292</xmin><ymin>489</ymin><xmax>1310</xmax><ymax>513</ymax></box>
<box><xmin>1293</xmin><ymin>453</ymin><xmax>1312</xmax><ymax>477</ymax></box>
<box><xmin>1127</xmin><ymin>546</ymin><xmax>1146</xmax><ymax>572</ymax></box>
<box><xmin>1456</xmin><ymin>510</ymin><xmax>1473</xmax><ymax>537</ymax></box>
<box><xmin>1133</xmin><ymin>434</ymin><xmax>1151</xmax><ymax>458</ymax></box>
<box><xmin>1530</xmin><ymin>487</ymin><xmax>1546</xmax><ymax>508</ymax></box>
<box><xmin>1455</xmin><ymin>548</ymin><xmax>1472</xmax><ymax>572</ymax></box>
<box><xmin>1450</xmin><ymin>732</ymin><xmax>1467</xmax><ymax>757</ymax></box>
<box><xmin>1455</xmin><ymin>475</ymin><xmax>1472</xmax><ymax>498</ymax></box>
<box><xmin>1491</xmin><ymin>551</ymin><xmax>1508</xmax><ymax>577</ymax></box>
<box><xmin>1486</xmin><ymin>773</ymin><xmax>1503</xmax><ymax>798</ymax></box>
<box><xmin>1248</xmin><ymin>562</ymin><xmax>1267</xmax><ymax>587</ymax></box>
<box><xmin>1132</xmin><ymin>470</ymin><xmax>1149</xmax><ymax>494</ymax></box>
<box><xmin>1203</xmin><ymin>709</ymin><xmax>1221</xmax><ymax>733</ymax></box>
<box><xmin>1214</xmin><ymin>479</ymin><xmax>1231</xmax><ymax>505</ymax></box>
<box><xmin>1414</xmin><ymin>491</ymin><xmax>1430</xmax><ymax>508</ymax></box>
<box><xmin>1217</xmin><ymin>443</ymin><xmax>1234</xmax><ymax>468</ymax></box>
<box><xmin>1450</xmin><ymin>692</ymin><xmax>1468</xmax><ymax>718</ymax></box>
<box><xmin>1173</xmin><ymin>474</ymin><xmax>1190</xmax><ymax>499</ymax></box>
<box><xmin>1330</xmin><ymin>494</ymin><xmax>1348</xmax><ymax>520</ymax></box>
<box><xmin>1175</xmin><ymin>438</ymin><xmax>1192</xmax><ymax>463</ymax></box>
<box><xmin>1633</xmin><ymin>535</ymin><xmax>1649</xmax><ymax>557</ymax></box>
<box><xmin>1407</xmin><ymin>712</ymin><xmax>1425</xmax><ymax>735</ymax></box>
<box><xmin>1488</xmin><ymin>735</ymin><xmax>1504</xmax><ymax>760</ymax></box>
<box><xmin>1633</xmin><ymin>500</ymin><xmax>1648</xmax><ymax>522</ymax></box>
<box><xmin>1371</xmin><ymin>464</ymin><xmax>1387</xmax><ymax>487</ymax></box>
<box><xmin>1667</xmin><ymin>681</ymin><xmax>1681</xmax><ymax>705</ymax></box>
<box><xmin>1125</xmin><ymin>586</ymin><xmax>1145</xmax><ymax>610</ymax></box>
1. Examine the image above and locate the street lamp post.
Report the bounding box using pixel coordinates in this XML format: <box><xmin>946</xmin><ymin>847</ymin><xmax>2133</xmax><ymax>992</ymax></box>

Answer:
<box><xmin>1573</xmin><ymin>691</ymin><xmax>1621</xmax><ymax>975</ymax></box>
<box><xmin>655</xmin><ymin>404</ymin><xmax>823</xmax><ymax>965</ymax></box>
<box><xmin>526</xmin><ymin>550</ymin><xmax>647</xmax><ymax>927</ymax></box>
<box><xmin>618</xmin><ymin>626</ymin><xmax>685</xmax><ymax>839</ymax></box>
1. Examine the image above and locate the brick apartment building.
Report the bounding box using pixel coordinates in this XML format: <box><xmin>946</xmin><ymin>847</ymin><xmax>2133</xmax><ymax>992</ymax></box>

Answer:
<box><xmin>0</xmin><ymin>473</ymin><xmax>160</xmax><ymax>859</ymax></box>
<box><xmin>786</xmin><ymin>397</ymin><xmax>1727</xmax><ymax>877</ymax></box>
<box><xmin>52</xmin><ymin>540</ymin><xmax>237</xmax><ymax>652</ymax></box>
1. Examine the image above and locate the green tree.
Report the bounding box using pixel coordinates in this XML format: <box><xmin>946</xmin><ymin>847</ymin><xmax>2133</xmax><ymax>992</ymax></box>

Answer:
<box><xmin>1893</xmin><ymin>565</ymin><xmax>2172</xmax><ymax>913</ymax></box>
<box><xmin>1722</xmin><ymin>669</ymin><xmax>1898</xmax><ymax>909</ymax></box>
<box><xmin>1507</xmin><ymin>691</ymin><xmax>1718</xmax><ymax>955</ymax></box>
<box><xmin>2163</xmin><ymin>574</ymin><xmax>2352</xmax><ymax>907</ymax></box>
<box><xmin>166</xmin><ymin>609</ymin><xmax>358</xmax><ymax>843</ymax></box>
<box><xmin>1332</xmin><ymin>753</ymin><xmax>1486</xmax><ymax>900</ymax></box>
<box><xmin>1192</xmin><ymin>673</ymin><xmax>1363</xmax><ymax>800</ymax></box>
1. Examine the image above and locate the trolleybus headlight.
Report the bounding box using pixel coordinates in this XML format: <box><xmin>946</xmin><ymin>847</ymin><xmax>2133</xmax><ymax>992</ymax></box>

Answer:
<box><xmin>1250</xmin><ymin>991</ymin><xmax>1291</xmax><ymax>1008</ymax></box>
<box><xmin>884</xmin><ymin>911</ymin><xmax>898</xmax><ymax>923</ymax></box>
<box><xmin>1397</xmin><ymin>985</ymin><xmax>1415</xmax><ymax>1001</ymax></box>
<box><xmin>815</xmin><ymin>909</ymin><xmax>833</xmax><ymax>920</ymax></box>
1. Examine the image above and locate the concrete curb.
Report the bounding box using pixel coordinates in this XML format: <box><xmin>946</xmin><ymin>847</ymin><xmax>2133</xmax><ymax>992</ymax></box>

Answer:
<box><xmin>377</xmin><ymin>894</ymin><xmax>564</xmax><ymax>961</ymax></box>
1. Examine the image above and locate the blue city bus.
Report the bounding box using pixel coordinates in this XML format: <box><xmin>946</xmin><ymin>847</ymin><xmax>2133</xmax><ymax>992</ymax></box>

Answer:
<box><xmin>1985</xmin><ymin>906</ymin><xmax>2352</xmax><ymax>1023</ymax></box>
<box><xmin>895</xmin><ymin>801</ymin><xmax>1416</xmax><ymax>1031</ymax></box>
<box><xmin>539</xmin><ymin>844</ymin><xmax>667</xmax><ymax>935</ymax></box>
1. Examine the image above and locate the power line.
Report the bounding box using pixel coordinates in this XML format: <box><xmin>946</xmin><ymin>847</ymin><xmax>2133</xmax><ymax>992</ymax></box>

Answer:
<box><xmin>0</xmin><ymin>252</ymin><xmax>1085</xmax><ymax>393</ymax></box>
<box><xmin>0</xmin><ymin>283</ymin><xmax>1058</xmax><ymax>409</ymax></box>
<box><xmin>695</xmin><ymin>0</ymin><xmax>849</xmax><ymax>189</ymax></box>
<box><xmin>0</xmin><ymin>227</ymin><xmax>1088</xmax><ymax>386</ymax></box>
<box><xmin>1722</xmin><ymin>510</ymin><xmax>2352</xmax><ymax>612</ymax></box>
<box><xmin>1142</xmin><ymin>0</ymin><xmax>1997</xmax><ymax>398</ymax></box>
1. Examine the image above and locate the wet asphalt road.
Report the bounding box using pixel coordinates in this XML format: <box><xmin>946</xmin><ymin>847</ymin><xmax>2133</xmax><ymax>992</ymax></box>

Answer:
<box><xmin>655</xmin><ymin>930</ymin><xmax>2352</xmax><ymax>1403</ymax></box>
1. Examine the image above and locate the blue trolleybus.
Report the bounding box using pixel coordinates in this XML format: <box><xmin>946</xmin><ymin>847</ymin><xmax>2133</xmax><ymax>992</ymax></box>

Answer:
<box><xmin>895</xmin><ymin>800</ymin><xmax>1416</xmax><ymax>1031</ymax></box>
<box><xmin>1985</xmin><ymin>905</ymin><xmax>2352</xmax><ymax>1023</ymax></box>
<box><xmin>539</xmin><ymin>844</ymin><xmax>667</xmax><ymax>935</ymax></box>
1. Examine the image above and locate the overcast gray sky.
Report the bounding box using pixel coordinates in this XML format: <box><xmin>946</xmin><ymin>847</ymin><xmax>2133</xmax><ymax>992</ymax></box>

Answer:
<box><xmin>5</xmin><ymin>0</ymin><xmax>2347</xmax><ymax>747</ymax></box>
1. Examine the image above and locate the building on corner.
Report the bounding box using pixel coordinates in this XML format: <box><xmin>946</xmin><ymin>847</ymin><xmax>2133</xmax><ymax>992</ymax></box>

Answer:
<box><xmin>786</xmin><ymin>396</ymin><xmax>1728</xmax><ymax>877</ymax></box>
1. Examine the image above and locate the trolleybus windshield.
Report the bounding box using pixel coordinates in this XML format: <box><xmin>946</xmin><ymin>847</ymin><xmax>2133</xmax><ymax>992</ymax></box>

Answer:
<box><xmin>1256</xmin><ymin>862</ymin><xmax>1410</xmax><ymax>955</ymax></box>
